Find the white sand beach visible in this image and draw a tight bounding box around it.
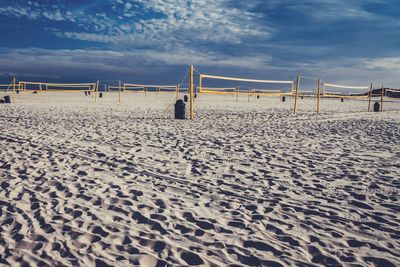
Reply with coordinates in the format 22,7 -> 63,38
0,92 -> 399,266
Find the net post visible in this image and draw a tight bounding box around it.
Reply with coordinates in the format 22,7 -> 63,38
12,77 -> 16,103
189,65 -> 194,120
293,75 -> 300,114
380,85 -> 384,111
236,86 -> 239,102
317,79 -> 321,114
95,80 -> 99,102
199,75 -> 202,95
367,83 -> 373,112
118,80 -> 121,103
176,84 -> 179,100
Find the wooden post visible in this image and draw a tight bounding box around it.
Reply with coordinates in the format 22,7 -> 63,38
189,64 -> 194,120
118,80 -> 121,103
95,80 -> 99,102
236,86 -> 239,102
380,85 -> 384,111
367,83 -> 373,112
317,79 -> 321,114
176,84 -> 179,100
293,75 -> 300,114
12,77 -> 16,103
199,75 -> 202,97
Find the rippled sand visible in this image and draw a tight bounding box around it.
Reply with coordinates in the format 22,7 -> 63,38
0,92 -> 399,266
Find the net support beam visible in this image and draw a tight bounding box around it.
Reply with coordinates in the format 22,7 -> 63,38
293,75 -> 300,115
118,80 -> 121,103
317,79 -> 321,114
380,85 -> 384,111
367,83 -> 373,112
189,65 -> 194,120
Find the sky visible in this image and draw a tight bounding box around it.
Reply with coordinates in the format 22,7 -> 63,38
0,0 -> 399,87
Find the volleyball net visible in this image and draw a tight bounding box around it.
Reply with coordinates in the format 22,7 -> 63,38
0,81 -> 15,92
199,74 -> 294,97
18,81 -> 97,92
323,82 -> 371,99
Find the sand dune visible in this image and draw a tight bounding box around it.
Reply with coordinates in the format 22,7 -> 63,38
0,92 -> 399,266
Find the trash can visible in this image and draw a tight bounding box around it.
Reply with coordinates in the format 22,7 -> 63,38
374,102 -> 380,112
99,92 -> 103,98
85,91 -> 88,96
183,95 -> 188,102
0,99 -> 4,104
341,98 -> 344,102
282,96 -> 286,102
257,95 -> 260,99
4,96 -> 11,103
174,100 -> 186,119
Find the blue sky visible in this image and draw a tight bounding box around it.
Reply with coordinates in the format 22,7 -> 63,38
0,0 -> 399,87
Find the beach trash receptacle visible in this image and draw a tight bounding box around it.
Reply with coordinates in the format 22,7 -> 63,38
174,99 -> 186,120
257,95 -> 260,99
4,96 -> 11,103
374,102 -> 380,112
183,95 -> 188,102
99,92 -> 103,98
341,98 -> 344,102
282,96 -> 286,102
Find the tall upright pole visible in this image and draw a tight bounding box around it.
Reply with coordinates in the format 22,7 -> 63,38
189,65 -> 194,120
317,79 -> 321,114
380,85 -> 384,111
118,80 -> 121,103
293,75 -> 300,114
367,83 -> 373,112
95,80 -> 99,102
176,84 -> 179,100
236,86 -> 239,102
12,77 -> 16,103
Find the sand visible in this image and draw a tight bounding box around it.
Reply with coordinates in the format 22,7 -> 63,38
0,91 -> 399,266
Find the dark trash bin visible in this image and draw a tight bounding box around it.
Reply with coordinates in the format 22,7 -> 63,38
301,96 -> 304,99
341,98 -> 344,102
85,91 -> 88,96
99,92 -> 103,98
174,99 -> 186,120
16,90 -> 20,94
0,99 -> 4,104
33,91 -> 37,94
88,91 -> 91,95
374,102 -> 380,112
183,95 -> 188,102
4,95 -> 11,103
257,95 -> 260,99
282,96 -> 286,102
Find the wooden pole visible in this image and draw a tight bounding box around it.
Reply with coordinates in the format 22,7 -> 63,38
118,80 -> 121,103
317,79 -> 321,114
12,77 -> 16,103
367,83 -> 373,112
189,64 -> 194,120
236,86 -> 239,102
176,84 -> 179,100
95,80 -> 99,102
293,75 -> 300,114
380,85 -> 384,111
